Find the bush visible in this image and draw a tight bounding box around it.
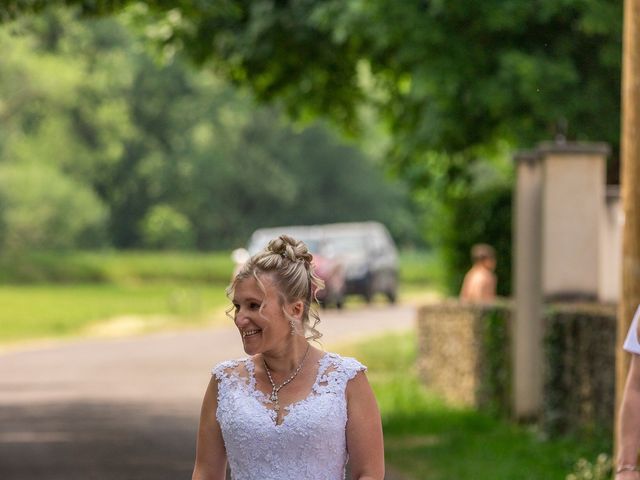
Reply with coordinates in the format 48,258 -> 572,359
430,182 -> 512,296
140,204 -> 195,250
566,454 -> 612,480
543,303 -> 616,438
0,163 -> 109,250
0,250 -> 235,284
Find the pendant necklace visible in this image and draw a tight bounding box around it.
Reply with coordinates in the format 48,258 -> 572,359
263,343 -> 310,413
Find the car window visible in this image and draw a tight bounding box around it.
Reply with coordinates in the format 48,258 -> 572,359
324,235 -> 366,254
248,231 -> 322,255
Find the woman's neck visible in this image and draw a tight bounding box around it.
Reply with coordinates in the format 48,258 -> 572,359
262,336 -> 310,373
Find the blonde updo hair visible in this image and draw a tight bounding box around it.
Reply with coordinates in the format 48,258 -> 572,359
228,234 -> 324,342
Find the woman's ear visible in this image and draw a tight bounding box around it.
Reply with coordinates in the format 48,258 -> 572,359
289,300 -> 305,319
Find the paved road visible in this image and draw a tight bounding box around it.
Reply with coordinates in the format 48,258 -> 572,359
0,304 -> 415,480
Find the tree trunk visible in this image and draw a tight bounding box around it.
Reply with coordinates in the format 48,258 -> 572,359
616,0 -> 640,456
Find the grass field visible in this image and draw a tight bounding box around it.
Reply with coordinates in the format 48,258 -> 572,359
0,249 -> 440,346
0,250 -> 235,284
335,332 -> 611,480
0,283 -> 231,345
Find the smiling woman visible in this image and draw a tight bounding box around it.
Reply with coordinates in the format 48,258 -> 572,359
192,235 -> 385,480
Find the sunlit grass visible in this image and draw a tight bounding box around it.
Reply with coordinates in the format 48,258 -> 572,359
0,283 -> 230,345
335,332 -> 611,480
398,249 -> 445,287
0,250 -> 235,284
0,249 -> 439,346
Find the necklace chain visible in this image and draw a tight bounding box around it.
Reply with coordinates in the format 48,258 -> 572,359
263,344 -> 310,412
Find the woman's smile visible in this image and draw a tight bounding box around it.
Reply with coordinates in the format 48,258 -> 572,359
242,329 -> 262,338
232,274 -> 294,354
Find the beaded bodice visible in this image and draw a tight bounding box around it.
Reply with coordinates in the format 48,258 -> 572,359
212,352 -> 366,480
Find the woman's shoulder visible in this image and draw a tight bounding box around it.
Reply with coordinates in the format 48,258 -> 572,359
211,357 -> 252,380
320,351 -> 367,380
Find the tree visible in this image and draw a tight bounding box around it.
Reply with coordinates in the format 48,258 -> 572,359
0,6 -> 418,250
616,0 -> 640,455
0,162 -> 109,250
1,1 -> 623,185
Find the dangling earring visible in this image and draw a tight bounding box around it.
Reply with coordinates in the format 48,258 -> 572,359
289,319 -> 296,336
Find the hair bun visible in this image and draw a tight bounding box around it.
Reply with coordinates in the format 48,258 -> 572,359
267,235 -> 313,265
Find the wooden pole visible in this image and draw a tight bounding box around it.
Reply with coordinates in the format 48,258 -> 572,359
616,0 -> 640,456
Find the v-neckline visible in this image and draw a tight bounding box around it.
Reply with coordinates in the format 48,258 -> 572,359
246,352 -> 330,426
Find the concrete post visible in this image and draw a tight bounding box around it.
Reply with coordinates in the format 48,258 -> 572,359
599,186 -> 623,303
539,141 -> 610,301
513,151 -> 544,419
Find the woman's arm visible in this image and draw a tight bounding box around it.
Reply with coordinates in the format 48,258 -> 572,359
192,377 -> 227,480
617,354 -> 640,479
345,371 -> 385,480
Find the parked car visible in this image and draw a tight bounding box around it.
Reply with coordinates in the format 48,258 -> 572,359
246,226 -> 346,308
246,221 -> 398,305
321,222 -> 398,303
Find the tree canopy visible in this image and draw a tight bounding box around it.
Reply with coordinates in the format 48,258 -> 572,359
1,0 -> 622,186
1,1 -> 623,295
0,7 -> 417,250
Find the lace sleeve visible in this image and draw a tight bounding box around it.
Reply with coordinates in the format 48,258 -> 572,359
341,356 -> 367,381
211,360 -> 234,378
315,354 -> 367,397
211,359 -> 243,386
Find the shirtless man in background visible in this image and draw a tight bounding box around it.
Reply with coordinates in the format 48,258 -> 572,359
459,244 -> 497,303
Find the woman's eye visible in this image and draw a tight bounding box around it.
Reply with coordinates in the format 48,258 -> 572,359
233,303 -> 240,311
250,302 -> 261,310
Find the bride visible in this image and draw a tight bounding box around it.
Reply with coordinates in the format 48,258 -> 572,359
192,235 -> 384,480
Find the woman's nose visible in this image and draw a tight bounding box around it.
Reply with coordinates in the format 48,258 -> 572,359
234,313 -> 250,327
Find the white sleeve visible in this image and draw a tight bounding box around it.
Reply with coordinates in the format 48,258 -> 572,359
623,305 -> 640,354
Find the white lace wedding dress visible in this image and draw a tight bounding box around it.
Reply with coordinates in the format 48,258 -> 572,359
212,352 -> 366,480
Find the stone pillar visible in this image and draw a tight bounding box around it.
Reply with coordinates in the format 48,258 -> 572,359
539,141 -> 610,300
513,151 -> 544,419
599,186 -> 623,303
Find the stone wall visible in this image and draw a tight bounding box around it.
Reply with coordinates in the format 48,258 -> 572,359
416,301 -> 618,435
416,301 -> 512,413
543,303 -> 617,436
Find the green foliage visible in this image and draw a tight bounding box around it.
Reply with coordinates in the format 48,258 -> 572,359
336,332 -> 611,480
543,304 -> 617,438
427,180 -> 513,296
140,204 -> 195,250
0,250 -> 235,284
0,248 -> 427,286
398,249 -> 443,287
0,282 -> 229,344
1,1 -> 624,288
0,249 -> 236,344
19,0 -> 619,183
0,251 -> 105,284
479,306 -> 512,417
566,454 -> 612,480
0,7 -> 419,250
0,162 -> 109,250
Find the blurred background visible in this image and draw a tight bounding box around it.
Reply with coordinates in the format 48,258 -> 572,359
0,1 -> 627,479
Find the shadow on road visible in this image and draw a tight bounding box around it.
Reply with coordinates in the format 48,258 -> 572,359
0,400 -> 410,480
0,401 -> 197,480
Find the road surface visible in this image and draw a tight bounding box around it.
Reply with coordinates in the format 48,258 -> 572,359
0,304 -> 415,480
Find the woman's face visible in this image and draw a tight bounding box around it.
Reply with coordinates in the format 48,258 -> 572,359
232,274 -> 296,355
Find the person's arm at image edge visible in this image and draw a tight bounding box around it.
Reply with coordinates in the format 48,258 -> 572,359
346,371 -> 385,480
617,354 -> 640,479
192,377 -> 227,480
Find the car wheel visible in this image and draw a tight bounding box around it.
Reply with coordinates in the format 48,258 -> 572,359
363,283 -> 374,303
385,290 -> 397,304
